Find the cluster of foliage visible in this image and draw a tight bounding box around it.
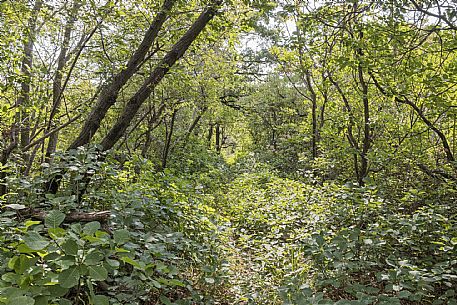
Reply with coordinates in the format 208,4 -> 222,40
218,165 -> 457,305
0,149 -> 229,305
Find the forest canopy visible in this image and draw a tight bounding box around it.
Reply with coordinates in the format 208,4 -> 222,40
0,0 -> 456,304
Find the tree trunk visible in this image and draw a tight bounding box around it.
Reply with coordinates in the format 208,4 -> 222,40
328,74 -> 361,183
357,62 -> 370,186
215,123 -> 221,153
182,106 -> 207,148
99,2 -> 221,152
16,0 -> 43,168
141,104 -> 166,157
305,70 -> 318,159
207,123 -> 214,148
45,0 -> 82,163
69,0 -> 176,150
370,71 -> 455,164
162,110 -> 178,169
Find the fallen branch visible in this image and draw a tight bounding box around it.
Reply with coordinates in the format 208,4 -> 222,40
19,209 -> 111,223
416,163 -> 457,181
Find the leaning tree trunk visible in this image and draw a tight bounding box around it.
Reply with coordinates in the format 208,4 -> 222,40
69,0 -> 177,150
46,0 -> 222,194
370,71 -> 455,164
99,2 -> 222,152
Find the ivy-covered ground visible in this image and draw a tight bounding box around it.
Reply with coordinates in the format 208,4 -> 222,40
0,149 -> 456,305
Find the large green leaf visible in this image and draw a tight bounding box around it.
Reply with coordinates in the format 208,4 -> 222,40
23,232 -> 49,251
88,265 -> 108,281
83,221 -> 101,235
62,239 -> 78,256
34,296 -> 49,305
7,296 -> 35,305
113,229 -> 130,245
85,251 -> 104,265
92,295 -> 109,305
58,267 -> 80,288
48,285 -> 69,298
45,210 -> 66,228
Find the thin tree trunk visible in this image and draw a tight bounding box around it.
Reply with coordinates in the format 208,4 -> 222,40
357,62 -> 370,186
141,104 -> 166,157
328,74 -> 361,182
182,106 -> 207,148
45,0 -> 82,163
370,71 -> 455,163
162,110 -> 178,169
0,141 -> 17,196
215,123 -> 221,153
16,0 -> 43,167
305,70 -> 318,159
207,123 -> 214,148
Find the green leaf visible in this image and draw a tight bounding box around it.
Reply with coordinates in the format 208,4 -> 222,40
8,257 -> 18,270
16,244 -> 36,254
48,285 -> 68,297
34,296 -> 49,305
88,265 -> 108,281
85,251 -> 104,265
45,210 -> 66,228
59,299 -> 72,305
23,232 -> 49,251
48,227 -> 66,238
113,229 -> 130,245
24,220 -> 41,229
398,290 -> 412,299
106,259 -> 120,268
58,267 -> 80,288
62,239 -> 79,256
83,221 -> 100,235
159,295 -> 173,305
92,295 -> 109,305
7,296 -> 35,305
120,256 -> 143,270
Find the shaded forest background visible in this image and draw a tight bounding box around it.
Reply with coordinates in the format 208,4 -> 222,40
0,0 -> 456,304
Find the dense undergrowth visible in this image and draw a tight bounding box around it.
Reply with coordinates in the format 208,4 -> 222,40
0,148 -> 456,305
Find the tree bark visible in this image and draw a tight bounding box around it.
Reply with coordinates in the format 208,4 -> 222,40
305,70 -> 318,159
141,103 -> 166,157
16,0 -> 43,167
20,209 -> 110,223
182,106 -> 207,148
99,2 -> 221,152
357,62 -> 371,186
45,0 -> 82,163
215,123 -> 221,153
69,0 -> 176,150
328,74 -> 361,182
207,123 -> 214,148
162,110 -> 178,169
